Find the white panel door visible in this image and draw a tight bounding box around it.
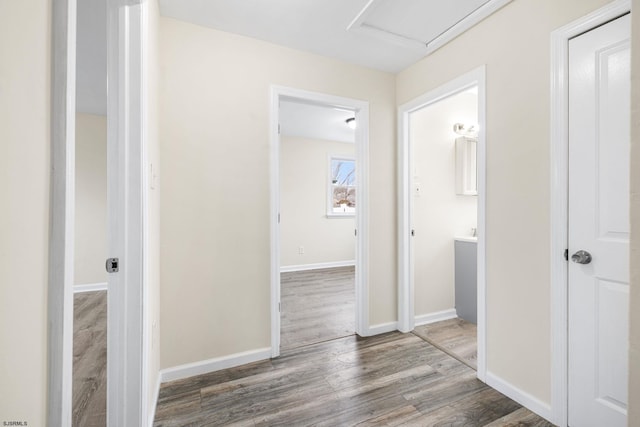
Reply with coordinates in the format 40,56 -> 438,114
568,13 -> 630,427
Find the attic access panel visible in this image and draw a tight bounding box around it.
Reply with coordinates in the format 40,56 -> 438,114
348,0 -> 508,52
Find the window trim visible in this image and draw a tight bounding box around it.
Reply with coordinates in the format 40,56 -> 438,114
327,154 -> 356,218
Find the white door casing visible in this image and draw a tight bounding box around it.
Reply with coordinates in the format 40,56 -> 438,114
567,13 -> 630,427
49,1 -> 77,424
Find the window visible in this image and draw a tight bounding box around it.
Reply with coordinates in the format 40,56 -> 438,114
328,156 -> 356,216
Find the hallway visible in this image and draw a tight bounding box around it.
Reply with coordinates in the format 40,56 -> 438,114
152,331 -> 553,426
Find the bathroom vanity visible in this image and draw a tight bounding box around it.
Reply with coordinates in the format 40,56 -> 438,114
454,236 -> 477,324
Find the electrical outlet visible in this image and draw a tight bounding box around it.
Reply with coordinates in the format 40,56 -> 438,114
298,246 -> 305,255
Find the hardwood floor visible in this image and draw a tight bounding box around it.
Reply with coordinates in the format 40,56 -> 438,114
413,318 -> 477,370
153,331 -> 555,426
73,290 -> 107,427
280,266 -> 355,350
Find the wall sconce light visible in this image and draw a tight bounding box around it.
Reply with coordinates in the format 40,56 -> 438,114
453,123 -> 478,137
346,117 -> 356,130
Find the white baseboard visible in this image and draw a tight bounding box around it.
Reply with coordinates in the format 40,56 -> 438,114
73,282 -> 108,293
364,321 -> 398,336
280,260 -> 356,273
415,309 -> 458,327
160,347 -> 272,383
148,372 -> 161,427
485,371 -> 553,423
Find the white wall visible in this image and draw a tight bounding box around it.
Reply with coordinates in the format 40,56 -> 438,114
0,1 -> 49,424
75,113 -> 107,285
629,0 -> 640,423
396,0 -> 615,407
280,136 -> 355,268
411,91 -> 477,317
158,17 -> 396,369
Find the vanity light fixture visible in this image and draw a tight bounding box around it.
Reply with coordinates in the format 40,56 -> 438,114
346,117 -> 356,129
453,122 -> 478,137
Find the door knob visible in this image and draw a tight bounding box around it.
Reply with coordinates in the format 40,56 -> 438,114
571,250 -> 592,265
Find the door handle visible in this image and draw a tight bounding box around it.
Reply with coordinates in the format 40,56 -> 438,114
571,250 -> 592,265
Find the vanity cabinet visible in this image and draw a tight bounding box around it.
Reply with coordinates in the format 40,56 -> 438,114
454,238 -> 477,324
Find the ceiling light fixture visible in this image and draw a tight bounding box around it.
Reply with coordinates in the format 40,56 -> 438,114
346,117 -> 356,129
453,122 -> 478,137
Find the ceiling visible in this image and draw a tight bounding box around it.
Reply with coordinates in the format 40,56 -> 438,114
77,0 -> 509,116
280,100 -> 355,144
76,0 -> 107,115
158,0 -> 506,73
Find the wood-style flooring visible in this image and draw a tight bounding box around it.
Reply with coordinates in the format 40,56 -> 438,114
413,318 -> 477,370
153,331 -> 555,426
280,266 -> 355,350
73,290 -> 107,427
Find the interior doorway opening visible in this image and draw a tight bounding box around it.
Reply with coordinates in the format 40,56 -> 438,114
270,87 -> 370,358
278,99 -> 357,350
408,87 -> 479,370
72,0 -> 109,424
398,66 -> 487,380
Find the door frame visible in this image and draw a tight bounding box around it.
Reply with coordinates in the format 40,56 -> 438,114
49,0 -> 149,425
397,66 -> 487,381
550,1 -> 631,425
270,86 -> 370,357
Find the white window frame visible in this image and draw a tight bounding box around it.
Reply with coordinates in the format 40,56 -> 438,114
327,154 -> 356,218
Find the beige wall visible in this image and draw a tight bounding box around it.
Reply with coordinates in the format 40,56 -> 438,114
75,113 -> 107,285
158,17 -> 396,368
146,0 -> 162,421
397,0 -> 613,406
629,0 -> 640,423
280,136 -> 355,268
0,1 -> 50,425
411,91 -> 478,317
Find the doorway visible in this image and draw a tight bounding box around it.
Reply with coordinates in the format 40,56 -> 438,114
398,66 -> 487,380
278,100 -> 357,350
72,0 -> 108,424
409,87 -> 479,370
551,3 -> 631,426
270,86 -> 370,357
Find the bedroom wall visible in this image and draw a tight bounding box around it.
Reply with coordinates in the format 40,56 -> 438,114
75,113 -> 107,285
280,136 -> 355,269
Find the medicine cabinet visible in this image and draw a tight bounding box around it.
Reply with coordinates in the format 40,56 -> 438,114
455,136 -> 477,196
